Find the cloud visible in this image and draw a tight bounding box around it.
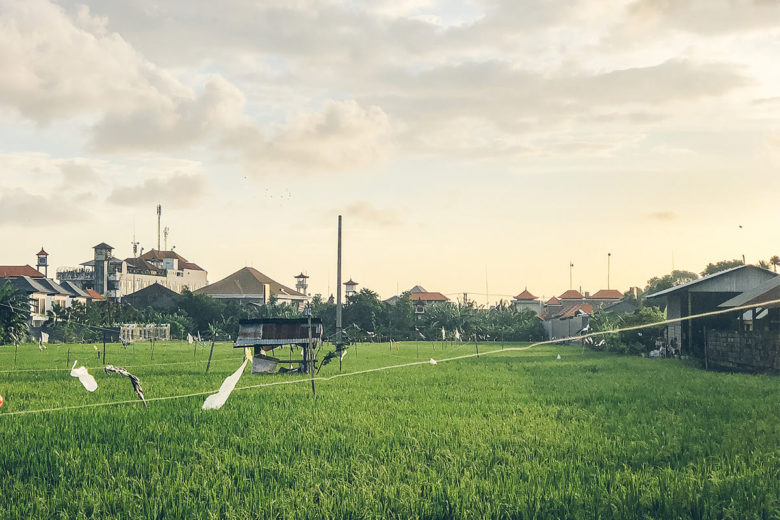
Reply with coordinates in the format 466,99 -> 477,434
0,188 -> 89,226
60,161 -> 100,186
626,0 -> 780,36
229,100 -> 390,176
647,211 -> 679,221
107,173 -> 206,208
343,201 -> 402,227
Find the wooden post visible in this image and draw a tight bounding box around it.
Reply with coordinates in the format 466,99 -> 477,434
102,332 -> 106,364
475,334 -> 479,357
205,340 -> 215,374
66,346 -> 70,367
193,336 -> 197,359
14,343 -> 18,367
416,340 -> 419,359
703,325 -> 709,370
308,312 -> 315,398
150,337 -> 154,360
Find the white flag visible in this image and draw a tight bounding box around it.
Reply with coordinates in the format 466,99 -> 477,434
455,329 -> 461,341
70,361 -> 98,392
429,358 -> 437,365
203,359 -> 248,411
187,333 -> 194,345
441,327 -> 446,340
557,354 -> 561,360
340,349 -> 348,360
41,331 -> 49,343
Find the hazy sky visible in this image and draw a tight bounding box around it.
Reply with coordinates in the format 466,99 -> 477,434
1,0 -> 779,303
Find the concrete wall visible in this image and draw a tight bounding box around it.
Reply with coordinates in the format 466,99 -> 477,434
545,315 -> 588,341
706,329 -> 780,371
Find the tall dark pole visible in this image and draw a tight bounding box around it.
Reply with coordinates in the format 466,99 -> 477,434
102,332 -> 106,364
607,253 -> 612,290
336,215 -> 343,342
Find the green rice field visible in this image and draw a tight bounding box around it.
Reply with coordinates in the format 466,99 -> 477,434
0,340 -> 778,519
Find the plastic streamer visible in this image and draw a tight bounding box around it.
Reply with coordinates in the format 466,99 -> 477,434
202,359 -> 248,410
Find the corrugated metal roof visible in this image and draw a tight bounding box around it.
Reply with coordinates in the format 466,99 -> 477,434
718,276 -> 780,308
645,265 -> 774,299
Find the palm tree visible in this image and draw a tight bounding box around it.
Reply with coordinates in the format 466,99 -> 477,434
770,255 -> 780,273
759,260 -> 770,269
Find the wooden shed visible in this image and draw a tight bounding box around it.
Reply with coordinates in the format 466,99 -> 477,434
234,318 -> 323,374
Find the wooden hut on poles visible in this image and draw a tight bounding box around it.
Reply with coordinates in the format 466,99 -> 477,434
234,318 -> 323,374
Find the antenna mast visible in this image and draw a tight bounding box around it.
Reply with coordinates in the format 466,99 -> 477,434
163,226 -> 170,250
156,204 -> 162,250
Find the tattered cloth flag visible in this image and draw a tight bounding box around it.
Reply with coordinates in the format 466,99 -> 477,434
202,359 -> 248,410
340,348 -> 348,361
105,365 -> 147,406
441,327 -> 446,341
429,358 -> 437,365
557,354 -> 562,360
70,361 -> 98,392
454,329 -> 461,341
187,333 -> 194,345
41,331 -> 49,343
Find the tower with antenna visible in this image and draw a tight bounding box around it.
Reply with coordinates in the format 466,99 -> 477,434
156,204 -> 162,250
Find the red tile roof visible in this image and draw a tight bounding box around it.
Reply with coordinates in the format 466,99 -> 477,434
559,289 -> 584,299
557,303 -> 593,319
410,292 -> 450,302
37,248 -> 48,256
590,289 -> 623,299
86,289 -> 104,300
180,262 -> 204,271
344,279 -> 359,286
545,296 -> 561,305
0,265 -> 44,278
514,289 -> 538,300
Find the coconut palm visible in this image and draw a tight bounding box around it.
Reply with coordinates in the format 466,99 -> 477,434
770,255 -> 780,273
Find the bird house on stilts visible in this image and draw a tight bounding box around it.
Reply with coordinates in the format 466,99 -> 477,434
234,318 -> 323,374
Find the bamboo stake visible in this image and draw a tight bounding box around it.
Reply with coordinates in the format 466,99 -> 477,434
205,340 -> 215,374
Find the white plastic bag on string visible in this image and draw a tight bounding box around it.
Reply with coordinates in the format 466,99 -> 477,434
202,359 -> 248,411
70,361 -> 98,392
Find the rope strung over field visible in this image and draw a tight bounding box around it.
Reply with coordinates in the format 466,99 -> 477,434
1,298 -> 777,417
0,355 -> 246,374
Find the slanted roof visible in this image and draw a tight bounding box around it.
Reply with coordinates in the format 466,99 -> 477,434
36,278 -> 71,296
59,281 -> 90,299
410,292 -> 450,302
514,289 -> 538,301
295,272 -> 309,279
718,276 -> 780,309
86,289 -> 104,300
557,303 -> 593,319
590,289 -> 623,299
37,248 -> 48,256
559,289 -> 584,300
0,265 -> 44,278
195,267 -> 305,299
646,265 -> 777,299
93,242 -> 113,250
2,276 -> 52,295
180,261 -> 204,271
409,285 -> 427,293
344,279 -> 359,286
139,249 -> 189,263
545,296 -> 561,305
80,258 -> 122,267
124,283 -> 182,311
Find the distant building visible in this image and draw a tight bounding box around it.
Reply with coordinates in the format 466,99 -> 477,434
57,243 -> 208,299
512,289 -> 542,314
344,279 -> 359,298
123,282 -> 182,312
195,267 -> 307,308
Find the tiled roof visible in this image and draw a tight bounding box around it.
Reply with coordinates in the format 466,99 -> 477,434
557,303 -> 593,319
545,296 -> 561,305
180,261 -> 204,271
410,292 -> 450,302
139,249 -> 189,263
590,289 -> 623,299
344,279 -> 359,286
0,265 -> 44,278
86,289 -> 105,300
195,267 -> 305,299
295,272 -> 309,278
37,248 -> 48,256
559,289 -> 584,299
514,289 -> 537,300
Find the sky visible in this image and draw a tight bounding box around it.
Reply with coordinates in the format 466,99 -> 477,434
1,0 -> 779,304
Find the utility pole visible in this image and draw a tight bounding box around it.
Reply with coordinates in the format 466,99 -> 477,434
607,252 -> 611,290
156,204 -> 162,250
569,262 -> 574,290
336,215 -> 343,344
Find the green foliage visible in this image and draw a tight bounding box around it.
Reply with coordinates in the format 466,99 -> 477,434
701,259 -> 744,276
1,341 -> 779,518
644,270 -> 699,297
590,306 -> 666,355
0,282 -> 29,344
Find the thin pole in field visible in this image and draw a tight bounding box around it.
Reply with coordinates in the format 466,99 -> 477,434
150,337 -> 154,360
66,346 -> 70,367
416,340 -> 419,359
308,310 -> 315,398
14,343 -> 18,367
193,335 -> 197,359
475,334 -> 479,357
205,340 -> 215,374
102,332 -> 106,364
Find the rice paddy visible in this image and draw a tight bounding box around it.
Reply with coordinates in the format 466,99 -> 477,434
1,340 -> 778,519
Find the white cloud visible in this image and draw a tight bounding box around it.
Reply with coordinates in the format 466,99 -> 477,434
229,100 -> 390,176
107,173 -> 207,208
0,188 -> 89,226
